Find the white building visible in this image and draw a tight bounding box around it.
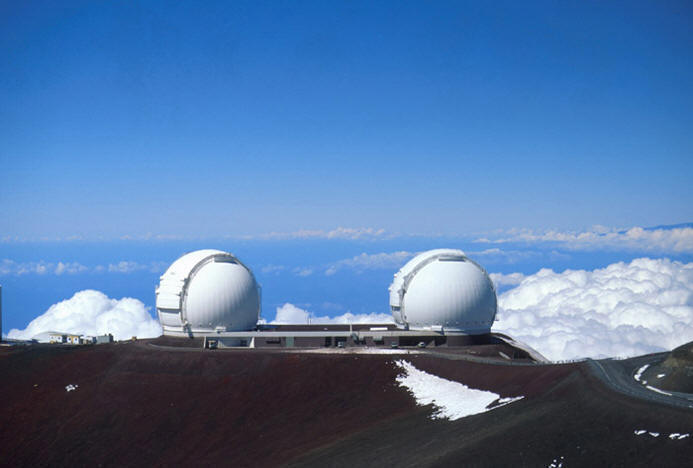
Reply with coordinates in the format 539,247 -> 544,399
48,332 -> 66,344
156,250 -> 261,337
389,249 -> 497,333
66,334 -> 80,345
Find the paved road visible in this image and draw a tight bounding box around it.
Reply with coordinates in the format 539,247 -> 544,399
585,354 -> 693,411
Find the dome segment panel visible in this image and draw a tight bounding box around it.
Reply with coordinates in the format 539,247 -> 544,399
156,249 -> 226,312
183,260 -> 260,332
389,249 -> 467,325
403,259 -> 496,331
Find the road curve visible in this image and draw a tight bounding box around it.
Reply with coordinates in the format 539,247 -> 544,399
585,353 -> 693,411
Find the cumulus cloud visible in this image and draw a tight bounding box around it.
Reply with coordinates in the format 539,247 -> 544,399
7,290 -> 162,341
494,258 -> 693,361
476,226 -> 693,253
489,272 -> 526,288
325,251 -> 413,276
270,303 -> 394,325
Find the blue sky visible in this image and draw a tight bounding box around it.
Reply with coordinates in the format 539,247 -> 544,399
1,2 -> 692,336
2,1 -> 692,239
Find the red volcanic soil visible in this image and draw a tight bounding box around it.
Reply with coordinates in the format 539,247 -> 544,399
1,341 -> 692,467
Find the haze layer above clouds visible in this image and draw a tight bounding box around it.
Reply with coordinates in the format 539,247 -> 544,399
478,226 -> 693,253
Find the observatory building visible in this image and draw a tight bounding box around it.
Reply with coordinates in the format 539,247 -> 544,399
156,249 -> 260,337
155,248 -> 517,353
389,249 -> 497,334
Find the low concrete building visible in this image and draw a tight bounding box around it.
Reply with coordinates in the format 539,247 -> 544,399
66,335 -> 81,345
95,334 -> 113,344
48,332 -> 66,344
200,324 -> 498,350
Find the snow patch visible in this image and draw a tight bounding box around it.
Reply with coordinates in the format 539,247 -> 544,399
65,384 -> 78,392
657,373 -> 666,378
634,364 -> 649,382
645,385 -> 672,396
497,396 -> 524,405
638,430 -> 690,440
394,360 -> 523,421
633,429 -> 691,440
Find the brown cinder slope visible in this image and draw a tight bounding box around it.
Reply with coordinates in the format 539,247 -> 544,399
1,341 -> 692,467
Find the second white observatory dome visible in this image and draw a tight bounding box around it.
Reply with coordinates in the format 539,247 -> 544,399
389,249 -> 497,333
156,249 -> 260,336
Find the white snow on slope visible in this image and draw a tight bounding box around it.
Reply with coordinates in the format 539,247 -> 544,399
634,364 -> 649,382
645,385 -> 672,396
394,360 -> 523,421
633,365 -> 674,395
636,430 -> 690,440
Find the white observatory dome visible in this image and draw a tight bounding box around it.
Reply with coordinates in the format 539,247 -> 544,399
156,249 -> 260,336
389,249 -> 496,333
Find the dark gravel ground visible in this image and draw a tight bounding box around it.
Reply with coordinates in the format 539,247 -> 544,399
1,341 -> 692,467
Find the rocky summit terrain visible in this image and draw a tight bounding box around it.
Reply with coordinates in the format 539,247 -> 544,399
1,339 -> 692,467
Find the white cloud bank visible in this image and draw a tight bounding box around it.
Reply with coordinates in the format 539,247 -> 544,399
8,290 -> 162,341
489,272 -> 526,288
476,226 -> 693,253
269,303 -> 393,325
494,258 -> 693,361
